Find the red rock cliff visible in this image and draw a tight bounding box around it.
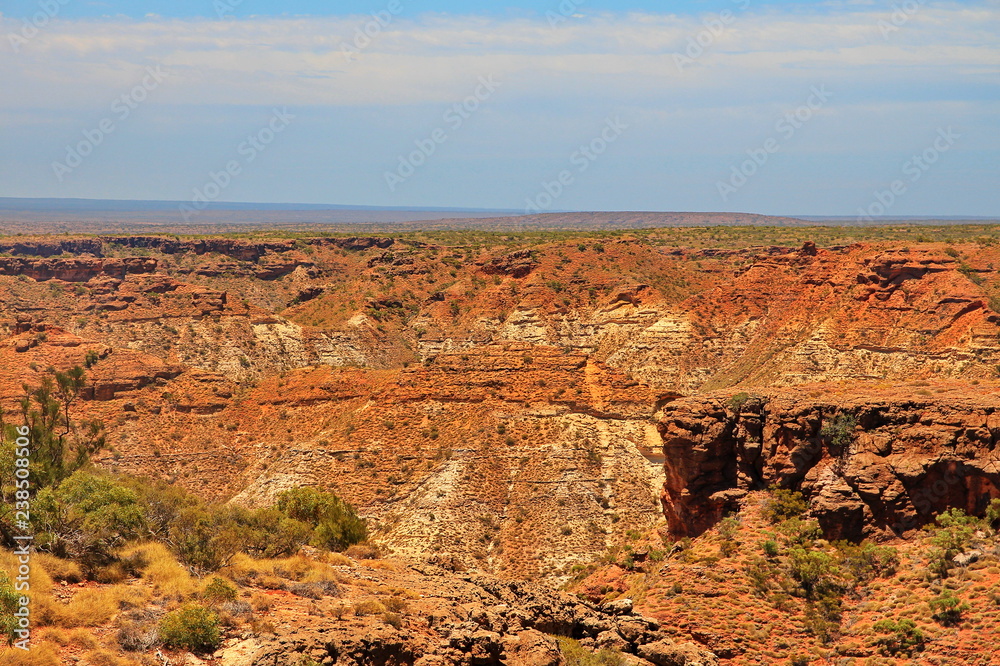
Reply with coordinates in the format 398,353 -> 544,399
658,386 -> 1000,541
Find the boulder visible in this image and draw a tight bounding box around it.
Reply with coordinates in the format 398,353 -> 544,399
601,598 -> 634,615
501,630 -> 564,666
637,640 -> 719,666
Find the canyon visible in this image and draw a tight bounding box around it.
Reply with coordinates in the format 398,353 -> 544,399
2,227 -> 1000,665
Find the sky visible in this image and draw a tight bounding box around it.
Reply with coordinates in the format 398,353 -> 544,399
1,0 -> 998,217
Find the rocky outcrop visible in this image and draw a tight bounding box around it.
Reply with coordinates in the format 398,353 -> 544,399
480,250 -> 539,279
658,387 -> 1000,540
246,565 -> 717,666
105,235 -> 395,260
638,640 -> 720,666
0,256 -> 157,281
0,238 -> 104,257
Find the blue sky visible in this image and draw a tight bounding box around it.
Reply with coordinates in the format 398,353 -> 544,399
2,0 -> 792,19
1,1 -> 998,216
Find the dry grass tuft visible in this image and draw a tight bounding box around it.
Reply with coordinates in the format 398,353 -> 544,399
122,542 -> 197,599
0,642 -> 62,666
34,553 -> 83,583
36,585 -> 148,628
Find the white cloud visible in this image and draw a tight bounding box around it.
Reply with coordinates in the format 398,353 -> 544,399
0,4 -> 996,111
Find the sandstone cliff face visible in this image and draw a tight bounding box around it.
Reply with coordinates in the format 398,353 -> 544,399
0,256 -> 157,281
0,335 -> 667,582
6,237 -> 1000,394
217,344 -> 668,582
658,386 -> 1000,541
1,324 -> 183,401
412,243 -> 1000,393
589,245 -> 1000,392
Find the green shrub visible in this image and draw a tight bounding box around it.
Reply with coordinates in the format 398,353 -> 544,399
202,577 -> 238,605
168,506 -> 244,574
159,603 -> 221,653
927,508 -> 978,574
762,487 -> 808,524
820,414 -> 857,449
728,392 -> 750,412
744,557 -> 775,596
32,471 -> 146,569
719,516 -> 739,557
986,498 -> 1000,533
224,506 -> 312,559
786,546 -> 845,601
872,618 -> 925,656
776,518 -> 821,546
836,541 -> 899,582
0,573 -> 21,646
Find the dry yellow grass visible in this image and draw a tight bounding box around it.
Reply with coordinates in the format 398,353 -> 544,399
80,649 -> 145,666
0,643 -> 61,666
35,584 -> 148,628
0,550 -> 53,592
224,552 -> 343,585
121,542 -> 196,599
33,553 -> 82,583
366,559 -> 402,572
319,552 -> 353,567
37,627 -> 99,650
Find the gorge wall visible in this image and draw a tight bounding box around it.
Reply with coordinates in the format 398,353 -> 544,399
658,387 -> 1000,541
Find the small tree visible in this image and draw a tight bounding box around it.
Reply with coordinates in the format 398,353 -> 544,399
167,506 -> 243,575
277,487 -> 368,552
202,577 -> 238,605
32,471 -> 146,570
16,367 -> 104,489
728,392 -> 750,412
986,498 -> 1000,534
930,591 -> 970,626
927,508 -> 977,575
836,541 -> 899,583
